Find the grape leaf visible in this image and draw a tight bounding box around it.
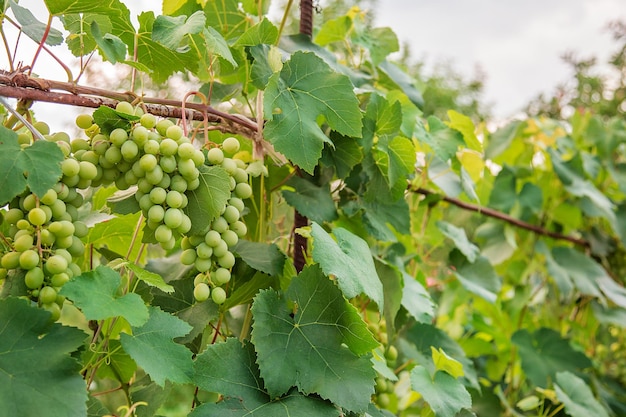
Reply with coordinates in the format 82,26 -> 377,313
311,222 -> 384,309
193,338 -> 340,416
248,44 -> 282,89
203,26 -> 237,66
353,26 -> 398,66
321,133 -> 363,178
437,221 -> 480,263
60,265 -> 149,327
401,271 -> 435,324
315,15 -> 352,46
0,126 -> 64,205
555,371 -> 609,417
282,176 -> 338,224
410,366 -> 472,417
9,0 -> 63,45
63,14 -> 112,57
251,265 -> 377,412
120,306 -> 194,386
92,106 -> 139,135
234,17 -> 278,46
152,10 -> 205,50
184,165 -> 231,235
125,262 -> 174,293
361,197 -> 410,242
446,110 -> 482,151
91,20 -> 126,63
511,328 -> 592,387
233,240 -> 286,276
0,298 -> 87,417
450,251 -> 501,303
263,51 -> 362,173
86,212 -> 145,262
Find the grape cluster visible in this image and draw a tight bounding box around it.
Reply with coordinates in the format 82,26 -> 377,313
0,101 -> 254,317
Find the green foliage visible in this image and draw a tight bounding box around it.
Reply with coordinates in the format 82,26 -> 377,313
1,2 -> 626,416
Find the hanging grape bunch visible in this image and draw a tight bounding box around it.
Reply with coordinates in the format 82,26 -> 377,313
0,101 -> 254,318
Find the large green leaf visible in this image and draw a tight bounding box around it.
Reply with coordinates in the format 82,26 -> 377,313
437,221 -> 480,263
314,15 -> 352,46
250,265 -> 377,412
263,51 -> 362,173
86,212 -> 144,263
62,14 -> 111,57
446,110 -> 481,151
184,165 -> 231,235
9,0 -> 63,45
233,240 -> 286,276
511,328 -> 592,387
60,265 -> 149,327
120,306 -> 193,386
0,126 -> 64,205
0,298 -> 87,417
322,133 -> 363,178
234,17 -> 278,46
91,20 -> 126,63
311,222 -> 384,309
410,366 -> 472,417
551,246 -> 606,300
361,197 -> 410,242
450,251 -> 501,303
401,271 -> 435,324
152,10 -> 205,50
282,176 -> 338,224
555,371 -> 609,417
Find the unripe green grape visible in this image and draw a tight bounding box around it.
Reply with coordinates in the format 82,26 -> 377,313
170,175 -> 187,193
222,137 -> 240,155
64,189 -> 78,203
52,131 -> 70,144
22,194 -> 36,211
104,146 -> 122,164
187,177 -> 200,191
221,158 -> 238,175
66,203 -> 79,221
114,176 -> 129,190
91,137 -> 109,155
159,138 -> 178,156
235,183 -> 252,199
178,159 -> 198,179
17,132 -> 31,145
34,121 -> 50,135
14,234 -> 34,252
45,255 -> 68,275
1,252 -> 20,269
73,221 -> 88,238
54,183 -> 70,200
145,166 -> 164,185
42,302 -> 61,321
189,234 -> 205,246
131,161 -> 146,179
124,170 -> 139,186
156,119 -> 174,136
154,224 -> 172,243
39,229 -> 56,246
140,113 -> 157,129
40,206 -> 52,223
40,189 -> 58,206
51,272 -> 70,287
196,242 -> 213,259
116,101 -> 135,115
177,142 -> 196,160
212,240 -> 229,258
233,169 -> 248,185
28,208 -> 47,226
207,147 -> 224,165
132,125 -> 150,145
194,282 -> 210,302
221,230 -> 238,248
192,150 -> 205,166
4,208 -> 24,225
99,155 -> 114,170
205,230 -> 221,247
159,155 -> 177,173
67,236 -> 85,257
76,177 -> 94,189
214,268 -> 231,285
211,286 -> 226,304
212,217 -> 228,234
110,128 -> 128,147
149,187 -> 167,205
139,154 -> 158,172
166,191 -> 183,208
134,106 -> 144,117
78,161 -> 98,180
217,252 -> 236,269
177,215 -> 191,234
223,205 -> 240,224
164,208 -> 183,229
121,140 -> 139,161
49,199 -> 66,219
19,250 -> 40,270
180,248 -> 197,265
39,286 -> 57,304
228,176 -> 236,191
181,236 -> 192,250
16,219 -> 31,230
137,178 -> 152,194
146,219 -> 160,230
165,125 -> 183,141
68,263 -> 81,277
228,198 -> 245,213
75,113 -> 94,129
194,257 -> 212,272
57,142 -> 72,157
180,194 -> 188,209
62,174 -> 79,187
163,237 -> 176,252
71,138 -> 90,153
157,173 -> 171,189
55,249 -> 72,264
147,205 -> 164,223
194,273 -> 207,286
55,235 -> 73,249
49,220 -> 74,237
117,160 -> 132,173
139,194 -> 153,212
25,267 -> 44,289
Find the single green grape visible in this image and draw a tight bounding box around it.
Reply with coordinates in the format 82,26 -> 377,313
235,183 -> 252,199
213,268 -> 231,285
166,190 -> 183,208
194,257 -> 212,272
149,187 -> 167,205
25,267 -> 44,289
164,208 -> 183,229
19,250 -> 40,270
110,128 -> 128,147
221,229 -> 238,248
204,230 -> 221,247
177,143 -> 196,160
1,252 -> 20,269
222,137 -> 240,155
223,205 -> 240,224
140,113 -> 157,129
221,158 -> 238,175
217,252 -> 236,269
39,286 -> 57,304
139,154 -> 158,172
180,248 -> 197,265
211,286 -> 227,304
196,242 -> 213,259
211,217 -> 229,234
194,282 -> 210,302
121,140 -> 139,161
45,255 -> 68,275
156,119 -> 174,136
75,113 -> 94,129
115,101 -> 135,115
207,147 -> 224,165
166,125 -> 183,141
14,234 -> 34,252
154,224 -> 172,243
28,208 -> 47,226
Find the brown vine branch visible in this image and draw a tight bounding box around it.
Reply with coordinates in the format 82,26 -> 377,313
0,72 -> 258,138
411,186 -> 590,248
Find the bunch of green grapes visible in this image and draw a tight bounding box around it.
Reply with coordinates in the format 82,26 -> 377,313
179,137 -> 252,304
0,121 -> 89,320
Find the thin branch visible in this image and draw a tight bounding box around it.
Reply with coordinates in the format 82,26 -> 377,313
0,73 -> 258,138
410,186 -> 590,248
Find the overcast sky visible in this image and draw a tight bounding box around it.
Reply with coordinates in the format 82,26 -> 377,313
4,0 -> 626,127
373,0 -> 626,118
